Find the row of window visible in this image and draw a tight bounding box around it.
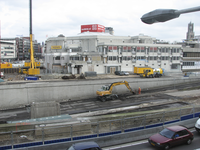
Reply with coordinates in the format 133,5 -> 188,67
54,55 -> 181,61
1,51 -> 14,54
183,62 -> 195,66
108,56 -> 180,61
1,47 -> 14,49
106,46 -> 181,53
183,52 -> 200,57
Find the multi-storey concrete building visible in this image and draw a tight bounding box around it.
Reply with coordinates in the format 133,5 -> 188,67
178,22 -> 200,72
45,25 -> 183,74
0,39 -> 16,62
16,37 -> 42,60
1,37 -> 42,61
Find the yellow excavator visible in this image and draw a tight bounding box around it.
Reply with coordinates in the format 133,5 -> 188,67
96,81 -> 135,102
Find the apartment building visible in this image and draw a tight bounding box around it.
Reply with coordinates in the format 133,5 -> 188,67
0,40 -> 16,62
44,24 -> 183,74
16,37 -> 42,60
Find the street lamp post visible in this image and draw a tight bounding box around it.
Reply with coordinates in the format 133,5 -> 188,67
141,6 -> 200,24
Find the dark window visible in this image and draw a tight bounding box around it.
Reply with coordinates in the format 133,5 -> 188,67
55,56 -> 60,60
175,130 -> 189,137
160,128 -> 175,139
183,52 -> 200,57
171,64 -> 178,69
136,47 -> 140,52
141,47 -> 145,52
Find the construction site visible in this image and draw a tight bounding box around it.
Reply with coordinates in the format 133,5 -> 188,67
0,72 -> 200,149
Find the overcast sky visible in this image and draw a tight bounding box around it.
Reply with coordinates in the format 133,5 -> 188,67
0,0 -> 199,44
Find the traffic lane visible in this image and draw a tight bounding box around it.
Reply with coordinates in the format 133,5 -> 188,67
103,132 -> 200,150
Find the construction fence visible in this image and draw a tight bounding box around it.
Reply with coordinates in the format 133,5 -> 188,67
0,104 -> 200,149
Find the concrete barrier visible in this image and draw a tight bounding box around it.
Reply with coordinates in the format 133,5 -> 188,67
0,77 -> 200,109
15,118 -> 198,150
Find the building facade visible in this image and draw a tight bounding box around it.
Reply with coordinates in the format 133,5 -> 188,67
1,37 -> 43,62
45,32 -> 183,74
178,22 -> 200,72
16,37 -> 42,61
0,40 -> 16,62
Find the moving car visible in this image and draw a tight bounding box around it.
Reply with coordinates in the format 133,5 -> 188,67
195,115 -> 200,133
68,141 -> 102,150
148,125 -> 193,150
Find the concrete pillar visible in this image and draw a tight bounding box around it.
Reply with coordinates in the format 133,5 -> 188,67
104,46 -> 107,55
83,56 -> 85,61
72,67 -> 75,74
31,101 -> 60,119
103,57 -> 106,63
118,46 -> 121,55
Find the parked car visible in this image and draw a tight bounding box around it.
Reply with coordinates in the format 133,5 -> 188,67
115,71 -> 129,76
121,71 -> 129,76
148,125 -> 194,150
195,115 -> 200,133
68,141 -> 102,150
114,71 -> 123,76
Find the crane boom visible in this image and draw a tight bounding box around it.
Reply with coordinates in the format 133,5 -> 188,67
27,0 -> 40,75
108,81 -> 134,94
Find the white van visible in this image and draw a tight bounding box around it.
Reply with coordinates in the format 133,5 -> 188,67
195,115 -> 200,133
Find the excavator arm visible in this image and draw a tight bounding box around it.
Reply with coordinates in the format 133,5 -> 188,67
108,81 -> 135,94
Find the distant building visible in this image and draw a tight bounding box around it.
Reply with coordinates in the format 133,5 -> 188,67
177,22 -> 200,72
0,39 -> 16,62
105,27 -> 114,35
0,37 -> 42,62
16,37 -> 42,60
44,25 -> 183,74
186,22 -> 195,41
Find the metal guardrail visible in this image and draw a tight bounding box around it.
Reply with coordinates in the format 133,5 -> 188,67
0,105 -> 200,149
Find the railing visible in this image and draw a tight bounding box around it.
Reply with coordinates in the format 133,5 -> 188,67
0,105 -> 200,149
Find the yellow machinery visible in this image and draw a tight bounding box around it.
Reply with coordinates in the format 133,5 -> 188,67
19,0 -> 40,76
140,68 -> 163,78
19,61 -> 40,75
134,67 -> 152,75
0,63 -> 12,69
96,81 -> 135,102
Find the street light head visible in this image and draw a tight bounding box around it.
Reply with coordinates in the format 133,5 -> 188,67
141,9 -> 180,24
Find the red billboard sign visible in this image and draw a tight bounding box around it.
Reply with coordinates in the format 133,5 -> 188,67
81,24 -> 105,33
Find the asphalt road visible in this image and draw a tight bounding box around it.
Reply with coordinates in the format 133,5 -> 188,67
103,130 -> 200,150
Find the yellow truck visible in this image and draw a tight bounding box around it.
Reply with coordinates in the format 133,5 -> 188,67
134,67 -> 152,75
140,68 -> 163,78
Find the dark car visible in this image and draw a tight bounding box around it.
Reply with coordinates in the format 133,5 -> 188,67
148,125 -> 194,150
114,71 -> 124,76
115,71 -> 123,76
68,141 -> 102,150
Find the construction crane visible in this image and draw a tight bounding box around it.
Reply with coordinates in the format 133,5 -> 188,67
27,0 -> 40,76
96,81 -> 135,102
19,0 -> 40,77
